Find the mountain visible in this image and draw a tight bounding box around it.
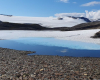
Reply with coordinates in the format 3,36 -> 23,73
68,16 -> 91,22
61,21 -> 100,31
0,20 -> 100,31
0,14 -> 12,17
0,14 -> 100,31
0,21 -> 49,30
0,15 -> 86,28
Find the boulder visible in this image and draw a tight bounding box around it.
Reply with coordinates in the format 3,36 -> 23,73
91,31 -> 100,38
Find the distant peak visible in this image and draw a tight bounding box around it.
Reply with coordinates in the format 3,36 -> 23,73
67,16 -> 91,22
0,14 -> 12,17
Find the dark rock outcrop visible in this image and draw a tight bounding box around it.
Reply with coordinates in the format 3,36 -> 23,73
0,21 -> 100,31
68,16 -> 91,22
0,22 -> 51,30
91,31 -> 100,38
0,14 -> 12,17
61,21 -> 100,31
78,17 -> 91,22
58,17 -> 63,20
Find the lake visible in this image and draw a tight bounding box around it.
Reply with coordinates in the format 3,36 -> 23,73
0,37 -> 100,57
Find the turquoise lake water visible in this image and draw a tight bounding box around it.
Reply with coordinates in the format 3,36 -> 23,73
0,37 -> 100,57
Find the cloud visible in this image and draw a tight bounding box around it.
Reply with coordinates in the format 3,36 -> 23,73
81,1 -> 100,6
60,0 -> 69,3
85,10 -> 100,19
55,10 -> 100,20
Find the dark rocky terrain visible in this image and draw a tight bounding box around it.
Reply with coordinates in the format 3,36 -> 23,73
0,14 -> 12,17
61,21 -> 100,31
0,47 -> 100,80
68,16 -> 91,22
91,31 -> 100,38
0,21 -> 50,30
0,20 -> 100,31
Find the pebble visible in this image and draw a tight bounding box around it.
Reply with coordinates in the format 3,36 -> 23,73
0,47 -> 100,80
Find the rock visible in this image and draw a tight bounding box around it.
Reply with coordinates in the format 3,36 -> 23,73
1,47 -> 100,79
0,74 -> 2,77
29,77 -> 36,80
19,76 -> 23,80
55,73 -> 63,76
44,65 -> 48,68
40,69 -> 44,71
84,73 -> 88,76
2,74 -> 6,77
1,71 -> 6,74
91,31 -> 100,38
58,17 -> 63,20
61,21 -> 100,31
16,74 -> 21,78
30,74 -> 36,78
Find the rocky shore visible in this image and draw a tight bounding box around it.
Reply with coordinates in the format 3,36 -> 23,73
0,47 -> 100,80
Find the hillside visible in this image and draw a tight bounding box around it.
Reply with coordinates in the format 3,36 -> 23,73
61,21 -> 100,31
0,21 -> 49,30
0,15 -> 100,31
0,15 -> 86,28
0,21 -> 100,31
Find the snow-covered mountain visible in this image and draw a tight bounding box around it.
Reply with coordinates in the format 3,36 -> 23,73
0,14 -> 100,45
67,16 -> 91,22
0,15 -> 87,28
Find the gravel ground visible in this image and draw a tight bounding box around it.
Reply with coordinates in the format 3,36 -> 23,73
0,47 -> 100,80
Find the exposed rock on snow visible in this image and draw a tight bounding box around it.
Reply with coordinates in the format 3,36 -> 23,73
91,31 -> 100,38
61,21 -> 100,31
68,16 -> 91,22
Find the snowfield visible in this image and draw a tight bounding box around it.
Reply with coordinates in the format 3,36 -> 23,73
0,15 -> 86,28
0,15 -> 100,45
0,29 -> 100,44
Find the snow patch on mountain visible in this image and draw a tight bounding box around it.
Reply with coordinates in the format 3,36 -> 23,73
0,15 -> 86,28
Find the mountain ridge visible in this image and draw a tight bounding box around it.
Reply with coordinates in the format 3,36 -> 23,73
0,20 -> 100,31
67,16 -> 91,22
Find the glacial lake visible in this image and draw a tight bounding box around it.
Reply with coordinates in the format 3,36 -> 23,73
0,37 -> 100,57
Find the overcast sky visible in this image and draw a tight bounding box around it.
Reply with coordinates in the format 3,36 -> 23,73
0,0 -> 100,18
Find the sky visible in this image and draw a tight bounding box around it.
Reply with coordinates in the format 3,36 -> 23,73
0,0 -> 100,18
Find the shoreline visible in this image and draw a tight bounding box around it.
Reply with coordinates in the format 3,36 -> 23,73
0,47 -> 100,80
